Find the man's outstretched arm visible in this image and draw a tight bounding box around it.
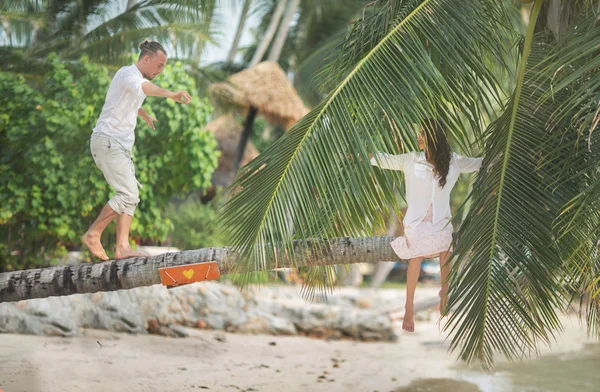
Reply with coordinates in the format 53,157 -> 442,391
141,81 -> 191,104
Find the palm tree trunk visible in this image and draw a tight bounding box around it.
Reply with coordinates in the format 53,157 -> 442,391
227,0 -> 252,63
0,236 -> 400,303
370,206 -> 399,288
267,0 -> 300,62
249,0 -> 287,66
127,0 -> 137,10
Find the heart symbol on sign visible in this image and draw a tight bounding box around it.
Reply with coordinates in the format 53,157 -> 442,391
183,269 -> 194,279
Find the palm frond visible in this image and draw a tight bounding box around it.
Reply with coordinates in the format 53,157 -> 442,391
153,0 -> 219,20
219,0 -> 508,298
78,25 -> 213,65
316,0 -> 512,150
537,10 -> 600,337
445,0 -> 567,368
294,32 -> 343,106
543,12 -> 600,138
22,0 -> 218,66
0,0 -> 51,47
49,0 -> 112,40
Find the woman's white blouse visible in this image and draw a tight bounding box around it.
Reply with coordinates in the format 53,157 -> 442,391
370,152 -> 483,228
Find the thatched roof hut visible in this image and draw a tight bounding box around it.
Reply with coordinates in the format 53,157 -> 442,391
209,61 -> 309,130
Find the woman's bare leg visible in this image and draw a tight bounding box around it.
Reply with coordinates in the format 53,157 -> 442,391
439,251 -> 452,315
403,257 -> 424,332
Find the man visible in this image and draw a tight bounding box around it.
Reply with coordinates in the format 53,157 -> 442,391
81,40 -> 191,260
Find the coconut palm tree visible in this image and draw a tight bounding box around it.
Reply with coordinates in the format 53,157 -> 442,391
218,0 -> 600,368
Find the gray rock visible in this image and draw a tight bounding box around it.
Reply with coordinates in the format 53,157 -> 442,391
0,281 -> 396,341
0,296 -> 77,336
167,324 -> 190,338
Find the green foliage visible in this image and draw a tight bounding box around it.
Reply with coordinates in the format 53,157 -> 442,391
0,54 -> 218,271
165,195 -> 228,250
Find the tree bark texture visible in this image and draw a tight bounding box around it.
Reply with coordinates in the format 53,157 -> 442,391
370,206 -> 399,288
0,236 -> 400,303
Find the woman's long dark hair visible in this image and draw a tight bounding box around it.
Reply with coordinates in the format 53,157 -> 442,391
422,118 -> 451,188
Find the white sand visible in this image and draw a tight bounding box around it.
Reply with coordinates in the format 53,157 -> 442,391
0,290 -> 595,392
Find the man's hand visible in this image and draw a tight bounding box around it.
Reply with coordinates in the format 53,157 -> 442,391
170,91 -> 192,105
138,108 -> 157,130
142,113 -> 157,130
141,82 -> 192,105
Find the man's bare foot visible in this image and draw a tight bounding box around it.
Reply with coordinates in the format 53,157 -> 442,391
439,289 -> 448,315
402,306 -> 415,332
81,232 -> 109,261
115,246 -> 146,260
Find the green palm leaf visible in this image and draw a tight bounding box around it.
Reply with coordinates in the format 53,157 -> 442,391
0,0 -> 51,47
538,10 -> 600,337
444,0 -> 569,368
219,0 -> 508,296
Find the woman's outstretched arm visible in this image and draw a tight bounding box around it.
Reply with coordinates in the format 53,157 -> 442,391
455,154 -> 484,173
370,152 -> 409,171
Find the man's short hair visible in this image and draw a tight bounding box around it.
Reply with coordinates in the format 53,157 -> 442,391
139,40 -> 167,58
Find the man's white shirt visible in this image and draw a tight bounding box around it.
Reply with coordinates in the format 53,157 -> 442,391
93,65 -> 148,151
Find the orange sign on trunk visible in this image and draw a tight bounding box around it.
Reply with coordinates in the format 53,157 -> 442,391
158,261 -> 220,288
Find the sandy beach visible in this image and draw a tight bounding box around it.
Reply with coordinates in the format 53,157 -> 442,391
1,286 -> 597,392
0,320 -> 459,392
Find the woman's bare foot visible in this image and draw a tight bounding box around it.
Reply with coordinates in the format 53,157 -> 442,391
81,232 -> 109,260
439,289 -> 449,315
402,306 -> 415,332
115,246 -> 146,260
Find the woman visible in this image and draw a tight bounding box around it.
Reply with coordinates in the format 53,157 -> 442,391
370,119 -> 483,332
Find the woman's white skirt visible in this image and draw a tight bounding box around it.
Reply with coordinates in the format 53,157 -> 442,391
390,206 -> 453,259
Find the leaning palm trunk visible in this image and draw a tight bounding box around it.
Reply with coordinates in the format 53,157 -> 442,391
0,236 -> 399,303
249,0 -> 287,66
267,0 -> 300,62
227,0 -> 252,62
